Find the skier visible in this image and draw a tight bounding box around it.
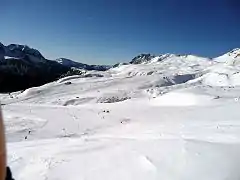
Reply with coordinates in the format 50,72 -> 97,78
0,107 -> 14,180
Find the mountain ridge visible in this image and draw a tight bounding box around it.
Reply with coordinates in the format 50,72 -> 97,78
1,42 -> 240,92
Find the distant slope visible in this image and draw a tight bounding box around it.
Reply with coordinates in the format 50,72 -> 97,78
56,58 -> 111,71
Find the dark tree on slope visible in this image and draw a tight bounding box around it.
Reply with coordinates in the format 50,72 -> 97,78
59,68 -> 85,79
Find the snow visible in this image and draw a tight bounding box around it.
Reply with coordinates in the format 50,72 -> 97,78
149,56 -> 161,63
2,53 -> 240,179
214,49 -> 240,65
4,56 -> 20,60
201,64 -> 240,87
150,91 -> 213,106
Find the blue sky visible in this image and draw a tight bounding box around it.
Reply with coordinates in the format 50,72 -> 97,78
1,0 -> 240,64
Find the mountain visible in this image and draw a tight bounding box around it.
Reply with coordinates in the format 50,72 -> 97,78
5,44 -> 45,60
56,58 -> 111,71
1,42 -> 240,93
215,48 -> 240,65
0,43 -> 72,92
129,53 -> 198,64
0,43 -> 115,92
130,54 -> 156,64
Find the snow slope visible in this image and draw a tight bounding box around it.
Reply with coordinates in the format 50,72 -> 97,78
2,51 -> 240,180
214,48 -> 240,65
56,58 -> 111,71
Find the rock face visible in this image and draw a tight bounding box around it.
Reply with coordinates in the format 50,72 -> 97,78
5,44 -> 45,60
129,53 -> 176,64
130,54 -> 156,64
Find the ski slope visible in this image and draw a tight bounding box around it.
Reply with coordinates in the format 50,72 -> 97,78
2,53 -> 240,180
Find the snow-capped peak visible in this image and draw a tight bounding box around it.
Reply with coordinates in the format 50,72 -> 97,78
214,48 -> 240,64
130,53 -> 178,64
130,54 -> 156,64
6,43 -> 45,59
129,53 -> 208,65
227,48 -> 240,58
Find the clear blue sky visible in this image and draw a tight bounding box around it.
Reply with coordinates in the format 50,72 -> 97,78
1,0 -> 240,64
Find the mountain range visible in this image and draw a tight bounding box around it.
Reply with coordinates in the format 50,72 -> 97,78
0,42 -> 240,92
0,43 -> 110,92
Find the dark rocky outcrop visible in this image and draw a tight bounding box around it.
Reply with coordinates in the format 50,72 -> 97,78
130,54 -> 155,64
